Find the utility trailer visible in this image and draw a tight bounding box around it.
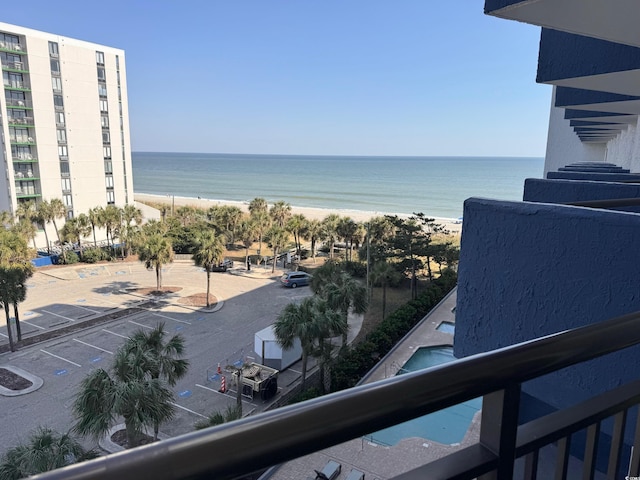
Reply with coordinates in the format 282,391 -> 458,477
230,362 -> 279,400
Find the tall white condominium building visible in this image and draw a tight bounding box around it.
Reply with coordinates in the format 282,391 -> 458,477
0,22 -> 132,225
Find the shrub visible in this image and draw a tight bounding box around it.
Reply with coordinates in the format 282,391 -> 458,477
343,261 -> 367,278
63,251 -> 79,264
82,248 -> 104,263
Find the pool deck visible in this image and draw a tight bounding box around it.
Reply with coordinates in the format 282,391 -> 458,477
269,287 -> 483,480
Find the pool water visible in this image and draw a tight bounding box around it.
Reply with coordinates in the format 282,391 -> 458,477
368,346 -> 481,446
436,321 -> 455,334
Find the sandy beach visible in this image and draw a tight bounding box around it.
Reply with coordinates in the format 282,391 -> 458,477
134,193 -> 462,235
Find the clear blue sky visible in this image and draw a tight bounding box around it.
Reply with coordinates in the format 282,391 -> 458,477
6,1 -> 550,157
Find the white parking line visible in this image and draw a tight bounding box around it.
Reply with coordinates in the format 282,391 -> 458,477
42,309 -> 75,322
73,304 -> 101,314
150,312 -> 191,325
40,349 -> 82,367
101,328 -> 129,339
21,320 -> 46,330
169,401 -> 207,418
73,338 -> 113,354
0,332 -> 7,338
128,320 -> 153,330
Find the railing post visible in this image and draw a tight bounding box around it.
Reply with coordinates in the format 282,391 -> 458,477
479,383 -> 522,480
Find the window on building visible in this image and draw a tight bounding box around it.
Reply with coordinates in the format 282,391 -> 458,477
102,131 -> 110,144
96,51 -> 105,65
97,67 -> 106,81
104,159 -> 113,173
115,55 -> 119,69
4,71 -> 24,88
50,59 -> 60,74
101,115 -> 109,128
99,99 -> 108,113
51,76 -> 62,92
58,145 -> 68,157
98,84 -> 107,97
67,210 -> 74,220
48,41 -> 59,57
105,175 -> 114,188
63,194 -> 73,207
106,191 -> 115,204
56,112 -> 65,126
103,146 -> 111,159
54,95 -> 64,109
57,129 -> 66,143
61,177 -> 71,192
60,161 -> 70,176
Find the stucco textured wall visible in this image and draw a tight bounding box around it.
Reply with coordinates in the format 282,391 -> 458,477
455,198 -> 640,414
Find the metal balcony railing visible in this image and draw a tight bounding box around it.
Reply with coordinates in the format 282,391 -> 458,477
33,310 -> 640,480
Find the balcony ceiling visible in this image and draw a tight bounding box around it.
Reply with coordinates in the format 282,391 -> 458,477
485,0 -> 640,48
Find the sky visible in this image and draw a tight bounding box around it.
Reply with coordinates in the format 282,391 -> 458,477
4,1 -> 551,157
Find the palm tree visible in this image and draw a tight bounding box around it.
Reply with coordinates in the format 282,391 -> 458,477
11,219 -> 36,251
273,297 -> 318,388
237,220 -> 257,268
73,346 -> 175,449
371,261 -> 400,320
0,228 -> 33,348
248,197 -> 268,217
322,214 -> 340,259
122,204 -> 143,257
310,297 -> 347,393
48,198 -> 67,262
286,214 -> 307,260
251,210 -> 271,257
15,201 -> 37,251
125,323 -> 189,440
0,211 -> 12,228
270,201 -> 292,228
34,201 -> 52,255
138,233 -> 174,291
102,205 -> 121,250
191,229 -> 225,308
60,214 -> 91,259
303,219 -> 324,263
337,217 -> 357,261
266,226 -> 288,273
316,269 -> 368,347
87,206 -> 103,248
0,427 -> 97,479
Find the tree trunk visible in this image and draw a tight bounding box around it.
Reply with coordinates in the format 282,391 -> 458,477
43,227 -> 51,255
53,219 -> 66,263
13,303 -> 21,341
206,270 -> 211,308
311,238 -> 316,263
301,350 -> 308,388
124,418 -> 140,448
4,303 -> 15,352
92,225 -> 97,248
156,264 -> 162,290
245,247 -> 250,269
382,282 -> 387,320
271,247 -> 277,273
236,369 -> 243,416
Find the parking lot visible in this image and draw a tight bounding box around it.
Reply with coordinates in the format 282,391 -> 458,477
0,260 -> 318,451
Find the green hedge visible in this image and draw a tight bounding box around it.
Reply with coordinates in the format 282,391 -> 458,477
331,268 -> 457,392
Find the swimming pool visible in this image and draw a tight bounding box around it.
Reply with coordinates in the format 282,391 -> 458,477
367,346 -> 481,446
436,321 -> 455,334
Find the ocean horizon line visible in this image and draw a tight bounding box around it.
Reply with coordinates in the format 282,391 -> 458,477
132,150 -> 544,160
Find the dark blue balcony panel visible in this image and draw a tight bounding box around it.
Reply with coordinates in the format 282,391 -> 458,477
537,29 -> 640,96
569,120 -> 626,129
523,178 -> 640,212
555,86 -> 640,115
573,127 -> 616,133
455,197 -> 640,441
484,0 -> 640,49
547,171 -> 640,181
558,167 -> 629,173
564,109 -> 637,124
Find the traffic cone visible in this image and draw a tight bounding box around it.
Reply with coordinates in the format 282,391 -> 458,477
219,375 -> 226,393
217,363 -> 222,374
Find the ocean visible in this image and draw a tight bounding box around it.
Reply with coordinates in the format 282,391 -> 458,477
131,152 -> 544,219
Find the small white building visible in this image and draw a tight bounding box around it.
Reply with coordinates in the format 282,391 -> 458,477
254,325 -> 302,371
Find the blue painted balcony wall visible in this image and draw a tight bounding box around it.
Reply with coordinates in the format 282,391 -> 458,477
546,171 -> 640,181
455,198 -> 640,429
558,166 -> 629,173
523,178 -> 640,213
536,28 -> 640,85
